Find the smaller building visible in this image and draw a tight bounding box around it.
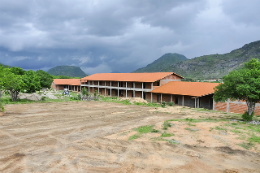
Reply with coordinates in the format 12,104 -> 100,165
51,79 -> 81,91
151,81 -> 219,109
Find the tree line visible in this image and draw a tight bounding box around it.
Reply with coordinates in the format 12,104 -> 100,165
0,65 -> 54,101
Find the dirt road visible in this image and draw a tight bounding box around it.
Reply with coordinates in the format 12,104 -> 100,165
0,101 -> 259,172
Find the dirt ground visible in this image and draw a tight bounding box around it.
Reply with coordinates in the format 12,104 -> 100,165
0,101 -> 260,173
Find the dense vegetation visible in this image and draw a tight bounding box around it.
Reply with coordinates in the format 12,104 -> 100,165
134,40 -> 260,80
134,53 -> 187,73
0,65 -> 53,101
48,65 -> 87,78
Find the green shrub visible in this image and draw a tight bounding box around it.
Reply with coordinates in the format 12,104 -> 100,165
0,103 -> 4,112
168,102 -> 174,106
81,88 -> 89,96
242,111 -> 253,121
70,95 -> 81,101
41,96 -> 47,101
162,121 -> 172,130
94,90 -> 98,97
161,101 -> 166,108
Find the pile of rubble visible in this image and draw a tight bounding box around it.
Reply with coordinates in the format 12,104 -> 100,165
19,90 -> 58,101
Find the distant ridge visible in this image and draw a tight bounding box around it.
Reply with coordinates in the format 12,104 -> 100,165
133,53 -> 187,73
133,40 -> 260,79
48,65 -> 87,78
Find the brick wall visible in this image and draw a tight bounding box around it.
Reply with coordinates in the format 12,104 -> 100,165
214,101 -> 260,115
160,74 -> 182,86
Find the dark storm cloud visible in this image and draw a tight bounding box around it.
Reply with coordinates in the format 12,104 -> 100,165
0,0 -> 260,74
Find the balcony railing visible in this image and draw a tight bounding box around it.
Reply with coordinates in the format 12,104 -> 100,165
80,84 -> 153,92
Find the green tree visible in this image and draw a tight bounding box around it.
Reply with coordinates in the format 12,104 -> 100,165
214,59 -> 260,118
36,70 -> 53,88
2,68 -> 25,101
10,67 -> 25,75
22,70 -> 41,93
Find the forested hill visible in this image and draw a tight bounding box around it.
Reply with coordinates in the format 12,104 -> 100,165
134,53 -> 187,73
48,66 -> 87,78
133,40 -> 260,79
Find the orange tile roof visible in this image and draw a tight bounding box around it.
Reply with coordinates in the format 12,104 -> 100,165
53,79 -> 81,86
80,72 -> 183,82
151,81 -> 219,97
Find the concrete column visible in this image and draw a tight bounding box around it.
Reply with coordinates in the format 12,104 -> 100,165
126,82 -> 128,98
118,82 -> 119,97
197,98 -> 200,108
98,81 -> 99,93
77,86 -> 78,92
105,88 -> 106,96
226,99 -> 230,112
171,95 -> 173,102
110,81 -> 112,96
151,93 -> 153,103
74,86 -> 75,91
213,100 -> 215,110
161,94 -> 162,103
142,82 -> 143,99
151,83 -> 153,90
182,96 -> 184,106
195,98 -> 197,108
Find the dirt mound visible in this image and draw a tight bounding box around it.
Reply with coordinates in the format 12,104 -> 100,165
119,97 -> 148,104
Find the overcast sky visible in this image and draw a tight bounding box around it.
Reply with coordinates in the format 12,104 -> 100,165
0,0 -> 259,74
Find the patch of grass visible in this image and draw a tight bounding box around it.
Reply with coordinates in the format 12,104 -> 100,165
150,137 -> 165,141
169,117 -> 225,123
135,125 -> 154,134
248,135 -> 260,144
161,131 -> 174,137
128,134 -> 140,140
230,129 -> 242,134
167,139 -> 180,144
238,142 -> 254,150
162,121 -> 172,130
129,125 -> 158,141
147,102 -> 161,107
187,121 -> 196,126
215,126 -> 227,131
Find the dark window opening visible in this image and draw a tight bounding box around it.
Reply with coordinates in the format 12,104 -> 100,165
157,94 -> 160,102
175,96 -> 179,104
143,83 -> 146,88
144,93 -> 146,99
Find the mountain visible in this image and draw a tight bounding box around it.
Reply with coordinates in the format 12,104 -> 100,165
168,40 -> 260,79
48,65 -> 87,78
134,53 -> 188,73
133,40 -> 260,79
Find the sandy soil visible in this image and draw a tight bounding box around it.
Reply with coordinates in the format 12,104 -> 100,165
0,101 -> 259,172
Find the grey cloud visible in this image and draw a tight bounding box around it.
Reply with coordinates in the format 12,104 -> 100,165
0,0 -> 260,75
